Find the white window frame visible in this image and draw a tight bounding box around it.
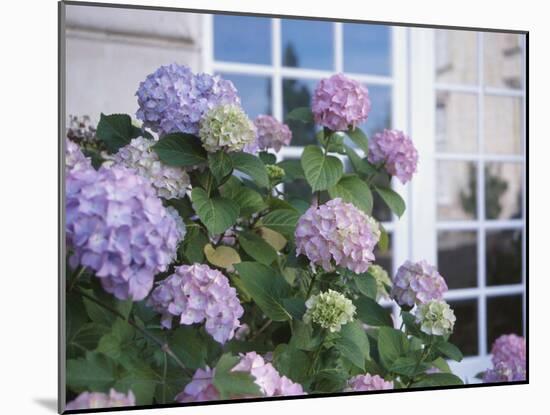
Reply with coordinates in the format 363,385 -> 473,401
202,15 -> 527,382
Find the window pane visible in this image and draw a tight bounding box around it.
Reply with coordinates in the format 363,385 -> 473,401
484,95 -> 523,155
436,91 -> 477,153
359,85 -> 392,139
447,299 -> 478,356
373,232 -> 393,274
485,162 -> 523,220
437,161 -> 477,221
218,73 -> 272,118
435,29 -> 478,85
437,231 -> 477,289
214,15 -> 271,64
281,19 -> 333,70
487,295 -> 523,346
486,229 -> 522,286
484,33 -> 524,90
283,78 -> 317,146
343,23 -> 391,75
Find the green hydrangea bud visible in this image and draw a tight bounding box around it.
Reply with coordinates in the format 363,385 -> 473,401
304,289 -> 356,332
414,299 -> 456,336
266,164 -> 285,181
368,264 -> 392,300
199,104 -> 256,153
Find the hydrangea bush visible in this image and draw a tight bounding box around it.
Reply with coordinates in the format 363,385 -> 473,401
65,64 -> 525,410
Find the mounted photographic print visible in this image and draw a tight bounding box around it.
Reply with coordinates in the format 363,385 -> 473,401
59,1 -> 528,413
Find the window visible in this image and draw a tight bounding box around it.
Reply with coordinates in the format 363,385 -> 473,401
204,16 -> 526,381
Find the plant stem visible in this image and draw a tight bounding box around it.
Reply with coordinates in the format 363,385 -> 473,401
250,319 -> 273,341
406,338 -> 434,388
74,288 -> 193,377
306,273 -> 318,298
68,265 -> 87,292
162,352 -> 167,404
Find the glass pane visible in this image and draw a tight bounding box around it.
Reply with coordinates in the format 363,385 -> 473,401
485,162 -> 523,220
487,295 -> 523,347
437,231 -> 477,289
214,15 -> 271,64
373,232 -> 393,274
437,161 -> 477,221
484,33 -> 524,90
447,299 -> 478,356
436,91 -> 477,153
359,85 -> 392,139
343,23 -> 391,75
371,172 -> 392,222
281,19 -> 333,70
484,95 -> 523,154
283,78 -> 317,146
218,73 -> 272,118
486,229 -> 522,286
435,29 -> 478,85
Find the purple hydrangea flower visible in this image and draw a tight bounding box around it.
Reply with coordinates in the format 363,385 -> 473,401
147,264 -> 244,344
65,389 -> 135,410
245,115 -> 292,153
295,198 -> 380,274
311,73 -> 371,131
483,334 -> 526,382
175,352 -> 305,402
66,138 -> 91,174
66,165 -> 184,301
136,64 -> 240,136
345,374 -> 394,392
391,260 -> 448,307
368,129 -> 419,184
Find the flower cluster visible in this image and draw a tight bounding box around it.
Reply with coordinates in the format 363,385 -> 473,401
66,164 -> 183,301
136,64 -> 240,136
311,73 -> 371,131
414,299 -> 456,336
483,334 -> 526,382
295,198 -> 380,274
304,289 -> 356,333
147,264 -> 244,344
345,374 -> 394,392
110,136 -> 190,199
247,115 -> 292,153
65,389 -> 135,410
175,352 -> 305,402
368,129 -> 418,184
199,104 -> 256,153
66,138 -> 91,174
368,264 -> 392,301
391,260 -> 448,307
266,164 -> 285,182
66,115 -> 97,144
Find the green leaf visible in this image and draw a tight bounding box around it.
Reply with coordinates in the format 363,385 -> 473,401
259,151 -> 277,165
68,323 -> 109,357
165,196 -> 194,219
377,327 -> 409,369
436,341 -> 464,362
278,159 -> 305,181
204,244 -> 241,269
301,145 -> 344,191
344,145 -> 377,176
183,226 -> 208,263
378,224 -> 390,252
208,151 -> 233,184
239,231 -> 278,265
81,288 -> 132,326
281,298 -> 306,320
334,321 -> 370,370
354,273 -> 378,299
374,186 -> 406,218
411,373 -> 464,387
260,209 -> 300,239
286,107 -> 314,123
273,344 -> 311,384
289,320 -> 322,351
169,326 -> 208,369
232,187 -> 267,217
67,352 -> 116,393
230,152 -> 269,188
389,357 -> 430,377
96,319 -> 135,359
234,262 -> 292,321
191,188 -> 239,235
401,311 -> 423,338
431,357 -> 452,373
96,113 -> 141,153
152,133 -> 207,167
213,354 -> 262,399
346,127 -> 369,154
355,296 -> 393,327
328,174 -> 373,214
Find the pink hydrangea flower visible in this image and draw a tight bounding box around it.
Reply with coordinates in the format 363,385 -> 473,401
176,352 -> 305,402
368,129 -> 418,184
345,374 -> 394,391
295,198 -> 380,274
147,264 -> 244,344
483,334 -> 526,382
391,260 -> 448,307
311,73 -> 371,131
65,389 -> 135,410
245,115 -> 292,153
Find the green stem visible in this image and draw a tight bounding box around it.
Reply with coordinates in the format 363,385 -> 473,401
306,273 -> 318,298
406,338 -> 434,388
162,352 -> 167,404
250,319 -> 273,341
68,265 -> 86,292
74,288 -> 193,377
309,330 -> 326,375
